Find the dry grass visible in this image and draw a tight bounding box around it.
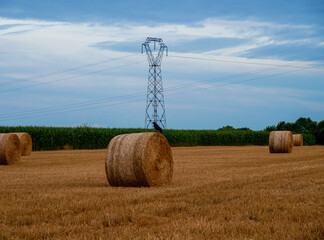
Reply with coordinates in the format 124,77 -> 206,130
0,146 -> 323,239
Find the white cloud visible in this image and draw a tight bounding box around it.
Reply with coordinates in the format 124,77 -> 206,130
0,16 -> 321,86
0,17 -> 315,58
0,17 -> 322,127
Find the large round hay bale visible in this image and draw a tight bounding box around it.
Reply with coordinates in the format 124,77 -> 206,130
105,132 -> 173,187
13,132 -> 32,156
269,131 -> 293,153
0,133 -> 21,165
293,134 -> 303,146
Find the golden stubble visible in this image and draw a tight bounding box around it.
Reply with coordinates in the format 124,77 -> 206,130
0,146 -> 323,239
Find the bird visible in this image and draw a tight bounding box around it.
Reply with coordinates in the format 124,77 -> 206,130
152,122 -> 163,133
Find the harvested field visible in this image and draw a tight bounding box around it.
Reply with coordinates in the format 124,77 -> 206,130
0,146 -> 323,239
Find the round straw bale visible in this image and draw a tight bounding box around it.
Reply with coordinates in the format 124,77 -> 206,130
13,132 -> 32,156
269,131 -> 293,153
105,132 -> 173,187
293,134 -> 303,146
0,133 -> 21,165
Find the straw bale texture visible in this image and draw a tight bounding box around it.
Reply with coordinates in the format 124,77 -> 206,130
293,134 -> 303,146
105,132 -> 173,187
0,133 -> 21,165
13,132 -> 32,156
269,131 -> 293,153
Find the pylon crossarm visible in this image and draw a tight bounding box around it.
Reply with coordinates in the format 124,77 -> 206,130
156,46 -> 166,65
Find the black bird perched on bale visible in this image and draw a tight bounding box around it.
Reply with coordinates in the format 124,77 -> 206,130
153,122 -> 163,133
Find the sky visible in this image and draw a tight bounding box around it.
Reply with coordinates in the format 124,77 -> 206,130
0,0 -> 323,130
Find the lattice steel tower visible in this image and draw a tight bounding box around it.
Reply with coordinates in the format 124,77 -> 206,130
142,37 -> 168,129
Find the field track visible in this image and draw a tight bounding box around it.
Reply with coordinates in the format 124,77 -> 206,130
1,146 -> 323,239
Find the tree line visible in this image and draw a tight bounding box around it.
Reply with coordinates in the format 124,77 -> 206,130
264,117 -> 324,145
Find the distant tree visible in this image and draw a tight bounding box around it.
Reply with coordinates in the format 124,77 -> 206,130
276,121 -> 286,130
315,120 -> 324,144
77,123 -> 91,128
265,117 -> 323,145
284,122 -> 297,132
306,121 -> 318,134
295,117 -> 315,133
237,127 -> 251,131
264,125 -> 276,131
318,120 -> 324,130
218,125 -> 235,131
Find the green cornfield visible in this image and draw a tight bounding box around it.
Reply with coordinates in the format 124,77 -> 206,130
0,126 -> 316,151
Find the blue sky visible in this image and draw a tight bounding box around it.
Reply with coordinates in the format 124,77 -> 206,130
0,0 -> 323,130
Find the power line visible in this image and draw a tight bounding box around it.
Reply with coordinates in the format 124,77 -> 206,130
0,53 -> 322,122
160,53 -> 324,92
0,65 -> 308,122
169,55 -> 324,71
0,96 -> 146,122
0,60 -> 145,94
1,52 -> 322,94
165,53 -> 323,96
0,91 -> 146,118
0,53 -> 138,87
166,68 -> 303,98
0,65 -> 283,119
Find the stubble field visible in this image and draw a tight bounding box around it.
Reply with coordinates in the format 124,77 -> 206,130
0,146 -> 323,239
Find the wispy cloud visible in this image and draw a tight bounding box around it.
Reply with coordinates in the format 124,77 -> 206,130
0,17 -> 319,53
1,16 -> 321,78
0,17 -> 322,127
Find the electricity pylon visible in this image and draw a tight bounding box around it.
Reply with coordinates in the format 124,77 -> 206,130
142,37 -> 168,129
